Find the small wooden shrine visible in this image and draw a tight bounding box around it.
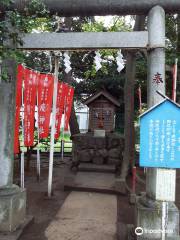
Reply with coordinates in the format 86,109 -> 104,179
72,90 -> 124,167
84,90 -> 120,132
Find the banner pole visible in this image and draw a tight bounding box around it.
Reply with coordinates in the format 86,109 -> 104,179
36,73 -> 41,181
172,58 -> 178,102
61,108 -> 66,161
21,80 -> 25,189
48,56 -> 59,197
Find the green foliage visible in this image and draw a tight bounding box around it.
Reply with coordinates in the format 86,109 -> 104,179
1,6 -> 179,122
1,0 -> 13,6
0,0 -> 50,81
165,14 -> 180,99
69,18 -> 132,105
26,0 -> 49,17
0,0 -> 49,59
82,17 -> 131,32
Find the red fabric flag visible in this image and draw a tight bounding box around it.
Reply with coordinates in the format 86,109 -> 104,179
38,73 -> 54,139
64,86 -> 74,131
14,64 -> 24,154
55,82 -> 69,139
24,69 -> 38,146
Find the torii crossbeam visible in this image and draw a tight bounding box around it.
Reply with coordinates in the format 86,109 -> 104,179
1,0 -> 180,16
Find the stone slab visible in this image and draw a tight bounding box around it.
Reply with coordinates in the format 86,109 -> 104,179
0,216 -> 34,240
78,163 -> 116,173
65,172 -> 122,195
45,191 -> 117,240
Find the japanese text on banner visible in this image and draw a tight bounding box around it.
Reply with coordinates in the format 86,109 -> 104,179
55,82 -> 68,139
24,69 -> 38,146
14,64 -> 24,153
64,86 -> 74,131
38,74 -> 54,139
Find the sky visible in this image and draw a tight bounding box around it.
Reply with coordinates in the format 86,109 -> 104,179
95,15 -> 135,28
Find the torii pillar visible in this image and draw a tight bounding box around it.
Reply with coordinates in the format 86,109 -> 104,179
0,58 -> 26,232
135,6 -> 179,239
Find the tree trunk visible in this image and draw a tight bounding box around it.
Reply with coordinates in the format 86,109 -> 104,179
120,15 -> 146,180
63,17 -> 80,136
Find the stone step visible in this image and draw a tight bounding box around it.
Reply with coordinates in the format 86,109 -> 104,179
78,163 -> 116,174
64,171 -> 123,195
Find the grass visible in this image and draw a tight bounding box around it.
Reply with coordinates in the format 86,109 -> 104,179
20,131 -> 72,153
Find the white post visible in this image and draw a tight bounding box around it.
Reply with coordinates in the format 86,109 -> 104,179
173,58 -> 178,102
21,81 -> 25,189
61,114 -> 66,161
48,56 -> 59,197
36,78 -> 41,181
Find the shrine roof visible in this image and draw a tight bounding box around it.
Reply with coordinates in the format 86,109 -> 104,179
84,90 -> 120,107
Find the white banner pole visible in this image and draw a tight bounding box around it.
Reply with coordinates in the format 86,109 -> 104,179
36,77 -> 41,181
173,58 -> 178,102
48,56 -> 59,197
21,80 -> 25,189
61,111 -> 66,161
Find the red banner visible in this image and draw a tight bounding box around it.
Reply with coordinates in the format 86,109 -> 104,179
64,86 -> 74,131
14,64 -> 24,154
55,82 -> 68,139
24,69 -> 38,146
38,73 -> 54,139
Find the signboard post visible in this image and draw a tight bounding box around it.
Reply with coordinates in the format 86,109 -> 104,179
139,99 -> 180,239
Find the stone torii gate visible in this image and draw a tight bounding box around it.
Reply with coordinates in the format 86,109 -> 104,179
0,1 -> 180,239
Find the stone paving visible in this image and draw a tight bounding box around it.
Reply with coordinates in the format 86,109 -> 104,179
45,191 -> 117,240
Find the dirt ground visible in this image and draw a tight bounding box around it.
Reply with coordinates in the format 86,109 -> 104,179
13,155 -> 180,240
14,155 -> 74,240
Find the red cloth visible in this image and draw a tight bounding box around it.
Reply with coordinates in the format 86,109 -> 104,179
55,82 -> 69,139
24,69 -> 38,146
38,73 -> 54,139
14,64 -> 24,153
64,86 -> 74,131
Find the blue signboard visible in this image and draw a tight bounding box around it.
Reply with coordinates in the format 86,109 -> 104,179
140,99 -> 180,168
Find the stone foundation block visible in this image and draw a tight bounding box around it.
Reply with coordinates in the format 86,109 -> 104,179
0,185 -> 26,232
135,197 -> 179,239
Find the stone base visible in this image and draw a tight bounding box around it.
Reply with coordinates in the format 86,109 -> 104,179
135,196 -> 179,239
0,216 -> 33,240
72,132 -> 124,166
0,185 -> 26,233
114,178 -> 127,194
129,193 -> 137,205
